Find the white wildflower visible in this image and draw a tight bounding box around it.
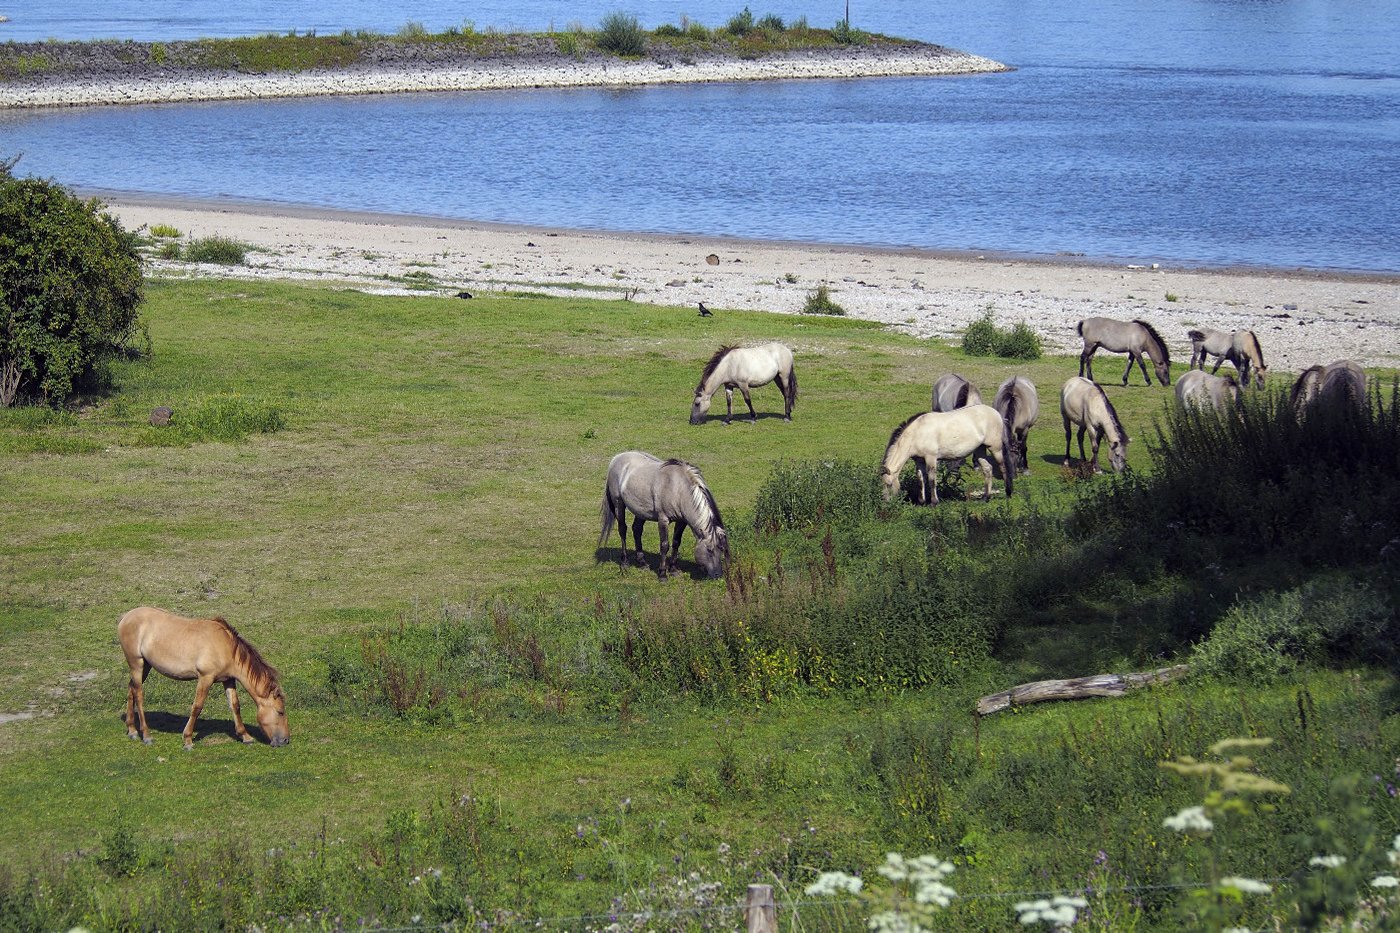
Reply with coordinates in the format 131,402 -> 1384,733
912,881 -> 957,908
1015,896 -> 1086,927
1219,876 -> 1272,895
1163,805 -> 1214,833
1309,855 -> 1347,869
867,910 -> 925,933
1222,928 -> 1253,933
1370,874 -> 1399,889
877,852 -> 909,882
805,871 -> 863,896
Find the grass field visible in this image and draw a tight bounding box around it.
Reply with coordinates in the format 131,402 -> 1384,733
1,278 -> 1395,929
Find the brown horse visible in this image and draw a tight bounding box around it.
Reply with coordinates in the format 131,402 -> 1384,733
118,607 -> 290,749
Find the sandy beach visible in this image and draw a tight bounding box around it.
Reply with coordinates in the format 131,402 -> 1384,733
102,194 -> 1400,371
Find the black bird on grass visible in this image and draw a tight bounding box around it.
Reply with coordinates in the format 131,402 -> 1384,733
698,302 -> 713,317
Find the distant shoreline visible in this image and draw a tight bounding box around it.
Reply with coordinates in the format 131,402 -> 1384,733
0,33 -> 1008,109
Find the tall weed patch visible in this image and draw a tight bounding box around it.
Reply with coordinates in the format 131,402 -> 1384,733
751,458 -> 885,533
136,394 -> 285,446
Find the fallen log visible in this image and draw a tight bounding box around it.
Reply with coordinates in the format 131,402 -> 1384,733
976,664 -> 1191,716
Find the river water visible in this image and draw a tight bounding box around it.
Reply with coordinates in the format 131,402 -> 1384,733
2,1 -> 1397,271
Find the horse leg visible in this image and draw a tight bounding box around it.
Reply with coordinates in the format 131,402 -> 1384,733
1079,345 -> 1097,380
739,385 -> 757,423
1210,355 -> 1224,375
182,673 -> 216,750
723,387 -> 734,425
1063,417 -> 1073,465
126,658 -> 152,743
976,456 -> 994,499
1018,429 -> 1031,473
670,521 -> 687,576
914,456 -> 928,504
776,374 -> 792,421
1121,354 -> 1135,386
1090,432 -> 1103,474
927,457 -> 940,505
612,498 -> 630,568
630,517 -> 647,568
225,679 -> 254,743
656,516 -> 671,580
1136,353 -> 1152,386
1077,424 -> 1089,465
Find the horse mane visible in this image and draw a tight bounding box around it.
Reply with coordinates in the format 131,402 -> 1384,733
216,619 -> 282,697
696,345 -> 738,393
1290,364 -> 1325,408
664,458 -> 724,537
1133,320 -> 1170,366
885,412 -> 923,459
1092,383 -> 1127,443
1242,330 -> 1264,368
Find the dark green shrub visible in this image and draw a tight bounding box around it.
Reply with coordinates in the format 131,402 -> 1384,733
1192,576 -> 1394,682
726,7 -> 756,35
960,312 -> 1001,356
830,20 -> 868,44
803,283 -> 846,315
182,235 -> 248,265
960,311 -> 1042,359
998,320 -> 1043,360
0,177 -> 144,406
686,22 -> 712,41
757,13 -> 785,32
752,458 -> 885,533
596,12 -> 645,55
653,23 -> 684,38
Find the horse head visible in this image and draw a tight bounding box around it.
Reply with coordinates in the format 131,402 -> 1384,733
689,391 -> 711,425
694,528 -> 729,578
1252,365 -> 1267,390
254,683 -> 290,747
1153,357 -> 1172,387
1108,438 -> 1129,474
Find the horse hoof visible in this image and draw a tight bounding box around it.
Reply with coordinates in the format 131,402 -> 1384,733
241,734 -> 255,744
783,417 -> 791,423
183,742 -> 194,751
142,737 -> 154,746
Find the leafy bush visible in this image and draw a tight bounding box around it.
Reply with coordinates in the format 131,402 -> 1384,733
0,176 -> 145,406
752,458 -> 885,533
596,12 -> 645,55
1192,577 -> 1394,682
960,311 -> 1042,360
803,283 -> 846,315
725,7 -> 756,35
182,235 -> 249,265
653,23 -> 684,38
686,22 -> 712,41
149,223 -> 181,238
396,21 -> 428,40
757,13 -> 786,32
830,20 -> 869,45
137,394 -> 285,446
555,31 -> 580,56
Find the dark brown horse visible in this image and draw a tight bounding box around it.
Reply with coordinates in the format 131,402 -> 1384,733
118,607 -> 289,749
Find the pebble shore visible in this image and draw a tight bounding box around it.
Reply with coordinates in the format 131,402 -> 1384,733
0,46 -> 1007,109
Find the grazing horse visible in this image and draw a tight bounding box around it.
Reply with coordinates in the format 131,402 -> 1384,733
1077,317 -> 1172,387
690,343 -> 797,425
993,376 -> 1040,474
931,373 -> 983,412
1060,376 -> 1130,473
880,405 -> 1015,505
1187,327 -> 1268,388
1175,370 -> 1241,411
1290,359 -> 1367,412
599,450 -> 730,579
118,607 -> 289,750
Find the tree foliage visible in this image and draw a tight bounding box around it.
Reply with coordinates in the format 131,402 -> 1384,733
0,172 -> 145,406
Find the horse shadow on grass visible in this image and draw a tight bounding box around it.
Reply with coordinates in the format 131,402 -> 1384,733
594,547 -> 716,581
121,709 -> 254,745
692,412 -> 791,426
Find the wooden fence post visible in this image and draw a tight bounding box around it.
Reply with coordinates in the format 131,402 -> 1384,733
745,883 -> 777,933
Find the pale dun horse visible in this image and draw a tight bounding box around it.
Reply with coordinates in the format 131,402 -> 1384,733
599,450 -> 730,578
1077,317 -> 1172,386
931,373 -> 982,412
1290,359 -> 1367,412
1187,327 -> 1268,388
690,343 -> 797,425
993,376 -> 1040,474
1060,376 -> 1130,473
118,607 -> 289,749
880,405 -> 1015,505
1175,370 -> 1240,411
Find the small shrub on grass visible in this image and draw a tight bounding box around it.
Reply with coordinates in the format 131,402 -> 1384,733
757,13 -> 786,33
725,7 -> 756,35
686,22 -> 712,41
182,235 -> 249,265
830,20 -> 869,45
149,223 -> 181,238
960,311 -> 1043,359
803,283 -> 846,315
136,395 -> 284,446
555,31 -> 581,55
396,21 -> 429,40
653,23 -> 684,38
753,458 -> 885,533
156,241 -> 182,260
596,12 -> 646,56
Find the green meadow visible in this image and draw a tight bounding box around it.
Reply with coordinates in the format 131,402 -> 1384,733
1,278 -> 1396,929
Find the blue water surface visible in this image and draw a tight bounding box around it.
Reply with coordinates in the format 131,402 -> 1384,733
2,0 -> 1397,271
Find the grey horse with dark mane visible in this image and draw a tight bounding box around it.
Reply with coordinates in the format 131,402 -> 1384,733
1077,317 -> 1172,386
1290,359 -> 1367,413
993,375 -> 1040,474
599,451 -> 730,579
931,373 -> 983,412
1187,327 -> 1267,389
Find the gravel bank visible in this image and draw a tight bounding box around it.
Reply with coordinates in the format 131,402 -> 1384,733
1,46 -> 1007,109
102,195 -> 1400,372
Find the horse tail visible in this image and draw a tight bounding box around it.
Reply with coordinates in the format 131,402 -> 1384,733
1187,328 -> 1204,342
955,382 -> 970,409
1000,416 -> 1015,498
598,488 -> 616,548
786,360 -> 798,408
1076,320 -> 1084,338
